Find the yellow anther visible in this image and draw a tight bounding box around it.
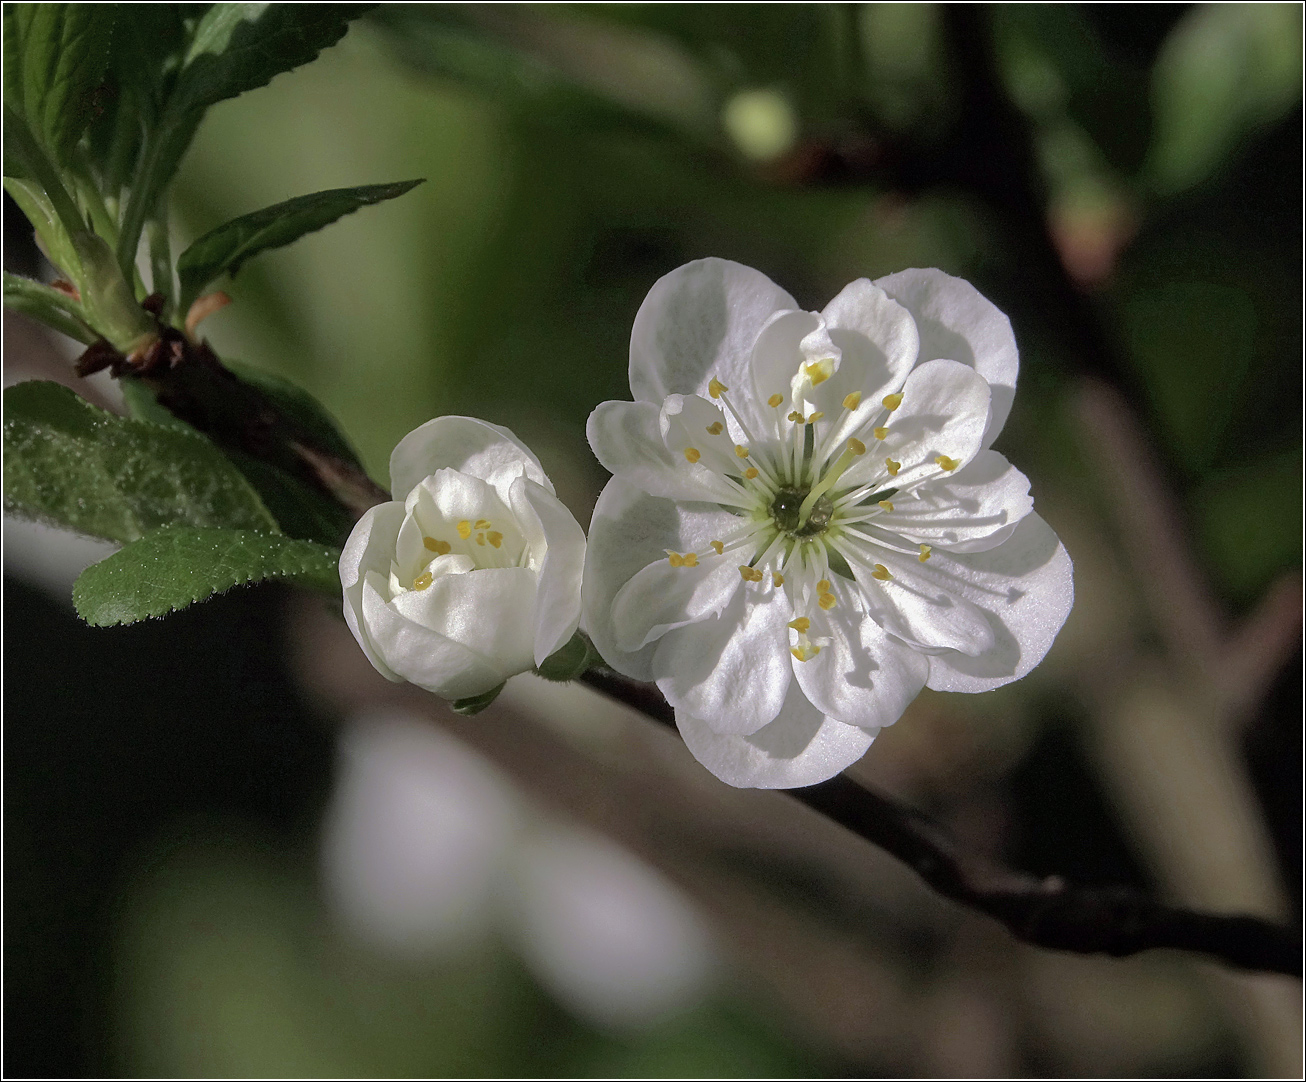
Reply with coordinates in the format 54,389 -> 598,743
873,426 -> 889,440
666,551 -> 685,567
804,358 -> 834,386
739,565 -> 765,582
788,617 -> 811,633
878,500 -> 894,512
768,393 -> 784,408
790,644 -> 821,662
744,467 -> 759,479
882,392 -> 904,411
413,570 -> 433,591
684,447 -> 701,463
706,421 -> 724,435
487,531 -> 503,549
475,532 -> 486,546
818,592 -> 837,610
817,578 -> 831,592
872,564 -> 892,581
735,444 -> 749,458
682,552 -> 699,567
710,540 -> 725,555
918,544 -> 932,562
708,377 -> 728,399
423,536 -> 451,555
847,437 -> 866,456
773,573 -> 785,587
787,410 -> 805,423
806,411 -> 824,424
842,391 -> 862,410
475,519 -> 491,529
885,458 -> 901,476
456,520 -> 472,539
935,454 -> 959,471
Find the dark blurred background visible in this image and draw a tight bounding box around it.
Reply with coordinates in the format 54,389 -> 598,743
4,4 -> 1301,1076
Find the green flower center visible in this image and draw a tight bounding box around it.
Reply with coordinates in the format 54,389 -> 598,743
770,486 -> 832,537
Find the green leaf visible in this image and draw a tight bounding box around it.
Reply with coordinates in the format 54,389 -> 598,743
4,3 -> 114,164
2,380 -> 278,543
118,4 -> 370,276
176,180 -> 424,310
535,632 -> 597,682
1147,3 -> 1303,195
72,525 -> 340,626
3,270 -> 95,343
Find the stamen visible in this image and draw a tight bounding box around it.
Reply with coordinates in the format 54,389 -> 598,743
885,458 -> 901,476
818,578 -> 831,592
773,573 -> 785,587
710,540 -> 725,555
873,426 -> 889,440
684,447 -> 701,463
487,531 -> 503,549
804,358 -> 834,386
413,570 -> 433,590
735,445 -> 749,458
744,467 -> 759,479
818,591 -> 837,610
935,454 -> 959,471
790,644 -> 821,662
475,519 -> 491,529
423,536 -> 451,555
706,421 -> 724,435
768,393 -> 784,408
788,617 -> 811,633
878,500 -> 894,512
847,437 -> 866,456
796,442 -> 862,526
682,552 -> 699,567
882,392 -> 903,411
708,377 -> 728,399
918,544 -> 932,562
787,411 -> 804,423
739,565 -> 764,582
842,391 -> 862,410
806,411 -> 824,424
872,564 -> 892,581
666,551 -> 684,567
456,520 -> 472,539
476,532 -> 486,545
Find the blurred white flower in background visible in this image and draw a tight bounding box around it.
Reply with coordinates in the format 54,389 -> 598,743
339,417 -> 586,701
321,710 -> 716,1030
585,259 -> 1074,789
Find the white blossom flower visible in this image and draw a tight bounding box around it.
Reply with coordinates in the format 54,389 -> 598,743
584,259 -> 1073,789
340,417 -> 586,700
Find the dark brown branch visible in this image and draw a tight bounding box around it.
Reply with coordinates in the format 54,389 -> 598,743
580,669 -> 1302,978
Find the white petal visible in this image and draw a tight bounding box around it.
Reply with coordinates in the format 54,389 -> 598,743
653,587 -> 792,736
874,450 -> 1034,553
361,574 -> 509,699
390,415 -> 551,503
510,477 -> 586,666
821,278 -> 920,399
874,268 -> 1018,448
340,502 -> 406,682
842,535 -> 998,656
629,258 -> 796,433
792,588 -> 929,728
676,682 -> 878,789
841,358 -> 990,493
749,309 -> 820,428
923,513 -> 1074,692
612,552 -> 741,653
583,480 -> 741,681
587,399 -> 748,507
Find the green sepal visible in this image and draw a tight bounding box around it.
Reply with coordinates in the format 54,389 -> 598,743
450,683 -> 507,716
535,632 -> 598,682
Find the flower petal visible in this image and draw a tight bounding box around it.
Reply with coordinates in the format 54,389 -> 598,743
509,477 -> 587,666
922,513 -> 1074,692
583,480 -> 741,681
392,566 -> 538,681
874,268 -> 1018,448
390,416 -> 551,503
612,549 -> 741,652
653,586 -> 793,735
791,584 -> 930,728
840,358 -> 990,493
587,399 -> 749,507
361,573 -> 509,699
629,257 -> 796,433
821,277 -> 920,400
340,502 -> 407,682
676,682 -> 879,789
873,450 -> 1034,553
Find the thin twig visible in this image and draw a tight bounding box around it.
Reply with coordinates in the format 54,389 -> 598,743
579,669 -> 1302,977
